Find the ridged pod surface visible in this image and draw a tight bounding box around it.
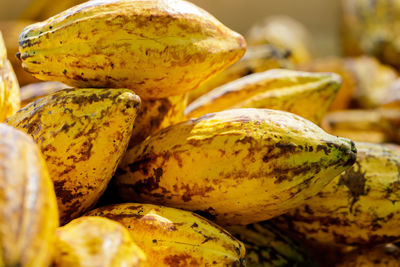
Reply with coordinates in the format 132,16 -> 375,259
128,93 -> 188,149
6,88 -> 141,224
87,203 -> 245,266
0,123 -> 58,267
273,142 -> 400,246
116,108 -> 356,225
18,0 -> 246,100
185,70 -> 341,124
20,81 -> 68,107
188,44 -> 295,103
53,216 -> 146,267
335,245 -> 400,267
321,109 -> 400,144
227,222 -> 317,267
0,32 -> 20,122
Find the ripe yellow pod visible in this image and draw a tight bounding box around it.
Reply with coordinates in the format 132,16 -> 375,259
53,216 -> 146,267
18,0 -> 246,100
185,70 -> 341,124
7,88 -> 141,224
335,245 -> 400,267
188,44 -> 295,103
0,32 -> 20,122
0,123 -> 58,267
246,16 -> 312,64
116,108 -> 356,225
128,93 -> 188,149
321,109 -> 400,144
87,203 -> 245,266
20,81 -> 68,107
274,142 -> 400,246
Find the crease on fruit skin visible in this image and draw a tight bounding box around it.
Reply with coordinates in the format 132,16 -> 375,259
116,108 -> 356,225
6,88 -> 141,224
273,142 -> 400,246
86,203 -> 245,266
18,0 -> 246,99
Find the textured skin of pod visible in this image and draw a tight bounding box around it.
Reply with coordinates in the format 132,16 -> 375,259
273,142 -> 400,246
0,123 -> 58,267
20,81 -> 68,107
86,203 -> 245,267
321,109 -> 400,144
185,69 -> 342,124
6,88 -> 141,224
18,0 -> 246,100
335,245 -> 400,267
128,93 -> 188,149
0,21 -> 40,86
0,32 -> 20,122
227,222 -> 317,267
116,108 -> 356,225
188,44 -> 295,103
53,216 -> 146,267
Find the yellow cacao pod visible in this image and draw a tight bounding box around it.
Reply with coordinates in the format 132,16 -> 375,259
7,88 -> 141,224
20,81 -> 68,107
116,108 -> 356,226
18,0 -> 246,100
87,203 -> 245,266
53,216 -> 146,267
335,245 -> 400,267
274,142 -> 400,246
0,123 -> 58,267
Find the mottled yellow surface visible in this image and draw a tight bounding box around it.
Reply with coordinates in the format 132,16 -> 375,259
18,0 -> 246,100
54,216 -> 146,267
87,203 -> 245,267
20,81 -> 68,107
186,69 -> 341,124
336,245 -> 400,267
117,108 -> 356,225
0,124 -> 58,267
275,142 -> 400,246
7,88 -> 141,224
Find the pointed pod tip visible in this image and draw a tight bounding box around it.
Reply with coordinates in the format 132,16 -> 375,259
117,91 -> 141,108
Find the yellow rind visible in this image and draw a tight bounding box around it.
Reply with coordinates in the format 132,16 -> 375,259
53,216 -> 146,267
185,69 -> 341,124
0,123 -> 58,267
335,245 -> 400,267
87,203 -> 245,267
20,81 -> 68,107
6,88 -> 141,224
0,59 -> 20,122
18,0 -> 246,100
274,142 -> 400,246
117,108 -> 356,225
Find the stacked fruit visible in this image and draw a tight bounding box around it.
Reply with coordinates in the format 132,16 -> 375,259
0,0 -> 399,266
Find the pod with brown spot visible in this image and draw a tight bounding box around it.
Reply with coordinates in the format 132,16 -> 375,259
87,203 -> 245,267
128,93 -> 188,149
0,123 -> 58,267
0,31 -> 20,122
185,69 -> 342,124
53,216 -> 146,267
20,81 -> 68,107
18,0 -> 246,100
188,44 -> 295,103
273,142 -> 400,246
6,88 -> 141,224
116,108 -> 356,226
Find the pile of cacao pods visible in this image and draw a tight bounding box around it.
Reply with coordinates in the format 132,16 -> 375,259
1,0 -> 400,266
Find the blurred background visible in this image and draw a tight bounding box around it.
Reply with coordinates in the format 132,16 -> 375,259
0,0 -> 340,56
